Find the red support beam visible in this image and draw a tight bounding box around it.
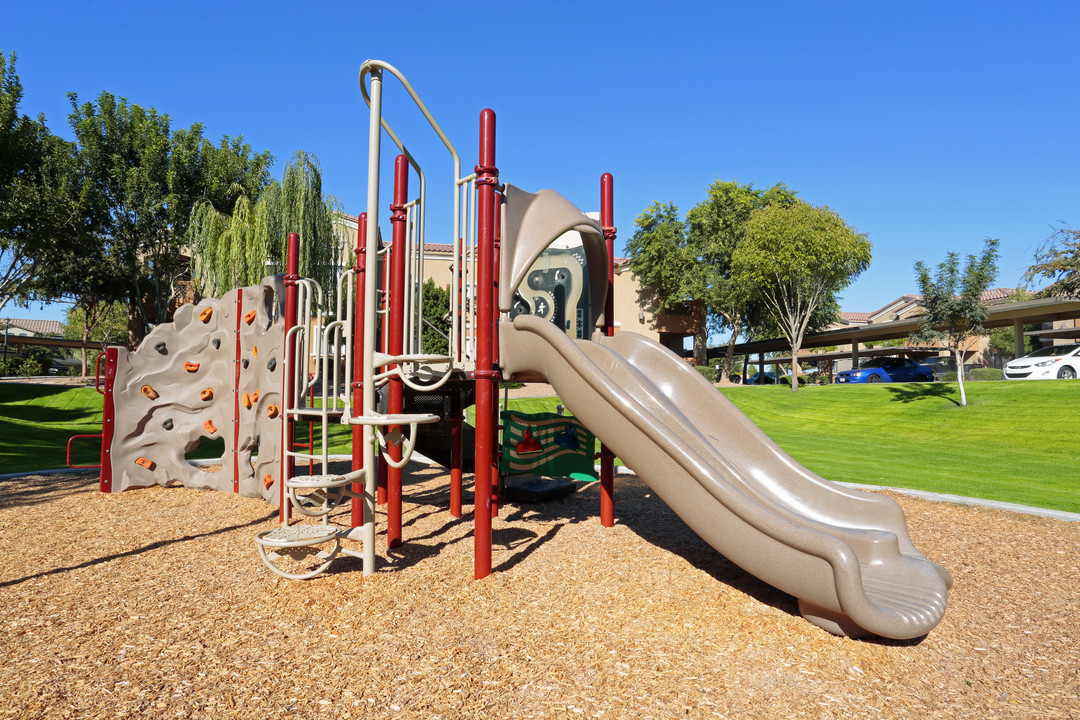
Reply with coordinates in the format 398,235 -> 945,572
98,347 -> 118,492
473,108 -> 498,579
233,288 -> 243,493
280,232 -> 300,523
386,154 -> 409,549
352,213 -> 368,528
600,173 -> 616,527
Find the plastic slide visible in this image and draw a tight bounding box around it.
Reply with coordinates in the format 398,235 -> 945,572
500,314 -> 953,639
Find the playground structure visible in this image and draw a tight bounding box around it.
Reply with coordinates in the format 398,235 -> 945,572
85,59 -> 952,640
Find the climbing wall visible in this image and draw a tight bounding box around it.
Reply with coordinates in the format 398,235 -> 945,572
107,277 -> 286,503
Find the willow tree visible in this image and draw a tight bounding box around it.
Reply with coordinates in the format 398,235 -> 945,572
190,150 -> 342,306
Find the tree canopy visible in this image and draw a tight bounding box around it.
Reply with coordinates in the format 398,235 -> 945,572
627,181 -> 795,373
1024,225 -> 1080,299
732,200 -> 871,390
0,50 -> 77,314
910,238 -> 999,407
189,150 -> 341,309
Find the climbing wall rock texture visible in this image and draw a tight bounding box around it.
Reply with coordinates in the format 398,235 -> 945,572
108,277 -> 286,503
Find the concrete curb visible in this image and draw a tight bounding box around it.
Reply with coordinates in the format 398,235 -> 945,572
836,482 -> 1080,524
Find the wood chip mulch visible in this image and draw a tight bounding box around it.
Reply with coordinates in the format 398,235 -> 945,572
1,465 -> 1078,719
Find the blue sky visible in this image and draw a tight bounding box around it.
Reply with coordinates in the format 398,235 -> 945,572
4,1 -> 1077,327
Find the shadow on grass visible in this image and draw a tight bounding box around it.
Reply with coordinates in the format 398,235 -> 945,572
886,382 -> 960,406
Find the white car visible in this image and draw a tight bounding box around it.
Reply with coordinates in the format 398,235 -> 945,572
1002,343 -> 1080,380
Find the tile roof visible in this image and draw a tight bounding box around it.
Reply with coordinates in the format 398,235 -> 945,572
5,318 -> 63,336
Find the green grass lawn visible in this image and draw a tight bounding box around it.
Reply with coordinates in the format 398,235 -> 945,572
4,380 -> 1078,514
0,383 -> 106,474
720,381 -> 1080,513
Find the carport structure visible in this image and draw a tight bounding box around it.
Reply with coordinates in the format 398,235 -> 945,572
732,296 -> 1080,381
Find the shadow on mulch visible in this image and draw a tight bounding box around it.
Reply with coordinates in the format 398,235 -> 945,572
0,469 -> 99,510
0,507 -> 276,590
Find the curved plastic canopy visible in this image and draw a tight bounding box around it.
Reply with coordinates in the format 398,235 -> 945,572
499,184 -> 609,329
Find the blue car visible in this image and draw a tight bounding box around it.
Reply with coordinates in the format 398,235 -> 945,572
836,357 -> 934,384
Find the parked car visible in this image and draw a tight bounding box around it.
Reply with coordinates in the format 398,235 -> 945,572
1002,343 -> 1080,380
921,356 -> 979,381
835,357 -> 934,384
747,371 -> 778,385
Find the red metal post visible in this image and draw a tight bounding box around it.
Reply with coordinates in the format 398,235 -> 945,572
280,232 -> 300,523
386,154 -> 409,549
600,173 -> 616,527
98,347 -> 118,492
473,109 -> 498,579
233,288 -> 243,493
352,213 -> 368,527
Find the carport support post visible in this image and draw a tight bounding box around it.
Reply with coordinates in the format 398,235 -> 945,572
1013,319 -> 1025,359
850,340 -> 860,370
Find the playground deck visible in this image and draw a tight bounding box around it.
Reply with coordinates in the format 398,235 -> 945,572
1,464 -> 1078,719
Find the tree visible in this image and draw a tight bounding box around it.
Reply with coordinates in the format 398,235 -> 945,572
67,91 -> 181,344
62,301 -> 129,376
189,150 -> 341,308
628,182 -> 796,372
421,279 -> 450,355
1024,225 -> 1079,298
910,238 -> 999,407
0,50 -> 65,313
685,181 -> 796,378
732,201 -> 871,391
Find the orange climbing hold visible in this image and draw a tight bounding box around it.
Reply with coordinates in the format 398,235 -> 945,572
199,306 -> 214,323
200,388 -> 214,401
135,457 -> 156,470
203,419 -> 218,434
140,385 -> 159,400
184,361 -> 200,373
252,346 -> 258,359
262,473 -> 275,490
266,404 -> 280,419
241,392 -> 253,409
244,309 -> 257,325
252,390 -> 260,403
